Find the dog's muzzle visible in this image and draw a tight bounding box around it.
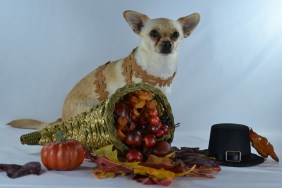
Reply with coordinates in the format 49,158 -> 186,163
160,41 -> 173,54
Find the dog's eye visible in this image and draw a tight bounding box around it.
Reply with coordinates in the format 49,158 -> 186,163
150,30 -> 159,38
171,31 -> 179,39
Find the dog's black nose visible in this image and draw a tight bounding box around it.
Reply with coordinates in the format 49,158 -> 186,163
161,41 -> 172,54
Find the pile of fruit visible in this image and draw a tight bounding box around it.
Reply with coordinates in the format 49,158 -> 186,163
114,90 -> 173,162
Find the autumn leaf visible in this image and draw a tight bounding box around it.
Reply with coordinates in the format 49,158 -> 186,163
93,170 -> 117,179
145,154 -> 174,167
125,162 -> 175,181
91,145 -> 181,185
175,164 -> 196,177
0,162 -> 42,178
92,144 -> 119,162
90,145 -> 220,185
250,128 -> 279,162
133,175 -> 173,186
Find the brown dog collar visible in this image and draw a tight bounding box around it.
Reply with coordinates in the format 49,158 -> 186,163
122,49 -> 176,87
94,49 -> 176,101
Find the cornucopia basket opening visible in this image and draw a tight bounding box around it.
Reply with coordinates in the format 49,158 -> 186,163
20,83 -> 175,154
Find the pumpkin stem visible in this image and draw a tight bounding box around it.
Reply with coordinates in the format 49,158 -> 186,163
56,128 -> 66,142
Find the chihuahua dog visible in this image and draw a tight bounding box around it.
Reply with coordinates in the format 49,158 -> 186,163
8,10 -> 200,129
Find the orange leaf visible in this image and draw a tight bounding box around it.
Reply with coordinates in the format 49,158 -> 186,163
250,128 -> 279,162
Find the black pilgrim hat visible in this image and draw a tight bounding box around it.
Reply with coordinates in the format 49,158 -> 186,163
207,123 -> 264,167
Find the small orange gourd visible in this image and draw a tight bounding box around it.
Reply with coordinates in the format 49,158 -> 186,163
40,129 -> 85,171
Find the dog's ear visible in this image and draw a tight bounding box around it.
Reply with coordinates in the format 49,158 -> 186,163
177,13 -> 200,38
123,10 -> 149,34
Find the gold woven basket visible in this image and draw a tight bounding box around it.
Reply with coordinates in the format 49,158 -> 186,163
20,83 -> 175,153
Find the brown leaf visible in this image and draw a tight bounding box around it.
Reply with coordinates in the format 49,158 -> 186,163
133,174 -> 173,186
145,154 -> 174,166
0,162 -> 42,178
250,128 -> 279,162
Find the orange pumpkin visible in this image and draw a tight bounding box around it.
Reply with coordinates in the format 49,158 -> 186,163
41,139 -> 85,171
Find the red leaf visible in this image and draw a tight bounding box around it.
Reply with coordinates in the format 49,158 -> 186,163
133,175 -> 173,186
0,162 -> 42,178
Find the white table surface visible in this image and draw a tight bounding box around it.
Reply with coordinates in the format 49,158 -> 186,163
0,121 -> 281,188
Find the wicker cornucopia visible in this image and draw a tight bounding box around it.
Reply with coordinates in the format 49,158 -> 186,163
20,83 -> 175,153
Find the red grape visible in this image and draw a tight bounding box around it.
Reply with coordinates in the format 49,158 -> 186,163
148,109 -> 158,117
149,116 -> 160,126
114,101 -> 130,119
152,141 -> 172,157
143,134 -> 157,148
125,130 -> 142,146
161,124 -> 169,134
149,123 -> 161,134
155,130 -> 165,138
126,149 -> 144,162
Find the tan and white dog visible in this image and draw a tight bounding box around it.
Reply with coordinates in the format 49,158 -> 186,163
9,10 -> 200,129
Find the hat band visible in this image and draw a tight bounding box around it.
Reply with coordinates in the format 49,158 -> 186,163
225,151 -> 241,162
213,151 -> 251,163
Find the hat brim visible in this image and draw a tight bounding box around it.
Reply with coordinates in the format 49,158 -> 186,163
220,153 -> 265,167
203,150 -> 265,167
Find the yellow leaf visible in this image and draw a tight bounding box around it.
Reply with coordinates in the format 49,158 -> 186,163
164,151 -> 176,158
93,169 -> 116,179
175,164 -> 196,177
92,145 -> 118,162
134,100 -> 146,108
124,163 -> 176,180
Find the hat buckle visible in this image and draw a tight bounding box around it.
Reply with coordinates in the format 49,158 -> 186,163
225,151 -> 242,162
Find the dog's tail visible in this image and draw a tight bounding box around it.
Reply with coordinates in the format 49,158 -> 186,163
7,118 -> 62,130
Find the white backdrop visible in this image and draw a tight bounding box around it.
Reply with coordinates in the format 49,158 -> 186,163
1,0 -> 282,135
